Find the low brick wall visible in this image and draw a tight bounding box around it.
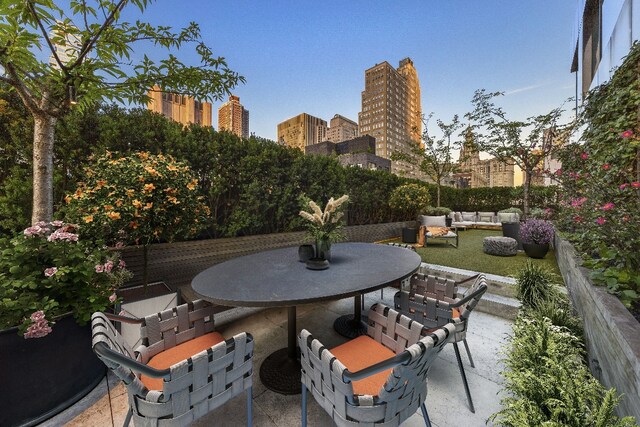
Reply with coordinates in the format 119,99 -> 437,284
555,235 -> 640,420
120,221 -> 416,299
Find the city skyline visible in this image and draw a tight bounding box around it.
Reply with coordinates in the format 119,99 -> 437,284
124,1 -> 576,144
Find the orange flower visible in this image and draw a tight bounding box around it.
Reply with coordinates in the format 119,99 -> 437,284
144,166 -> 161,176
126,189 -> 135,197
132,199 -> 143,208
137,176 -> 145,182
187,179 -> 197,190
115,199 -> 123,207
167,164 -> 179,172
143,183 -> 155,192
137,152 -> 149,160
143,202 -> 153,210
129,221 -> 139,229
164,187 -> 177,195
96,180 -> 107,188
84,215 -> 94,223
104,205 -> 114,210
167,196 -> 179,204
64,195 -> 72,204
106,211 -> 121,220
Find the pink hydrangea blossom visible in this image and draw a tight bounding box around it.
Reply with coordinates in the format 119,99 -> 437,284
601,203 -> 615,211
621,130 -> 634,138
50,220 -> 64,227
23,225 -> 43,237
596,217 -> 606,225
581,152 -> 588,160
44,267 -> 58,277
95,264 -> 104,273
24,311 -> 53,339
47,230 -> 79,242
109,293 -> 117,303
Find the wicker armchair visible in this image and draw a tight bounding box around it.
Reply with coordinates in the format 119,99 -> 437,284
393,273 -> 488,413
299,303 -> 455,427
91,300 -> 254,427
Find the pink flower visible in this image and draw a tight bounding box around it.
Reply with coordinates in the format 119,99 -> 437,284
632,181 -> 640,188
50,220 -> 64,227
573,216 -> 582,223
24,311 -> 53,339
44,267 -> 58,277
555,169 -> 562,176
621,130 -> 633,138
115,241 -> 125,249
104,261 -> 114,273
601,203 -> 615,211
109,293 -> 117,303
620,183 -> 628,190
95,264 -> 104,273
596,217 -> 606,225
118,260 -> 126,268
602,164 -> 610,170
581,152 -> 588,160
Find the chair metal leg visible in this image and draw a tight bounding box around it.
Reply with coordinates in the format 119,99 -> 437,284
421,402 -> 432,427
463,338 -> 475,368
123,407 -> 132,427
302,383 -> 307,427
247,386 -> 252,427
453,342 -> 475,413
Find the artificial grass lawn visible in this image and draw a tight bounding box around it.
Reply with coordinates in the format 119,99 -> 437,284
397,229 -> 561,278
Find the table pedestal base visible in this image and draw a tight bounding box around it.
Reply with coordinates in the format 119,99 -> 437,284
333,314 -> 368,339
259,347 -> 301,395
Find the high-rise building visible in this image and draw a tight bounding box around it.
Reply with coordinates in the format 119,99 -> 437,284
147,85 -> 212,127
453,131 -> 515,188
217,95 -> 250,138
325,114 -> 358,143
358,57 -> 423,178
277,113 -> 327,151
49,21 -> 80,69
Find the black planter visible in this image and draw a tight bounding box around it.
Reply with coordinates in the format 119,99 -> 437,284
306,257 -> 330,270
445,217 -> 453,227
402,227 -> 417,244
298,244 -> 315,262
523,242 -> 550,259
0,316 -> 106,427
502,222 -> 522,250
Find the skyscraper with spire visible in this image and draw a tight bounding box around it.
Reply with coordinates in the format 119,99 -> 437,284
358,57 -> 423,178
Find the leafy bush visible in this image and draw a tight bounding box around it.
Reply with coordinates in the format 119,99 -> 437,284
520,219 -> 554,245
388,183 -> 431,221
423,206 -> 452,216
498,207 -> 523,217
515,261 -> 559,309
0,221 -> 131,336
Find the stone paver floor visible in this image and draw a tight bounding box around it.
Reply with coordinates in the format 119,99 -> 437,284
44,287 -> 512,427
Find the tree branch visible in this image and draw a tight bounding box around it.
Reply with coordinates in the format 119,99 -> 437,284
3,62 -> 41,115
26,0 -> 68,75
74,0 -> 129,68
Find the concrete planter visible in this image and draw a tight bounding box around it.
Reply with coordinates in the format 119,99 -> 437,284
555,235 -> 640,420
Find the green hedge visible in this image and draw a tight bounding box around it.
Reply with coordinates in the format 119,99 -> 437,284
0,98 -> 560,238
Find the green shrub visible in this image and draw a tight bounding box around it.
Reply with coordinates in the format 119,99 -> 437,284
422,206 -> 452,216
498,207 -> 523,217
515,261 -> 559,309
526,297 -> 584,339
388,183 -> 431,221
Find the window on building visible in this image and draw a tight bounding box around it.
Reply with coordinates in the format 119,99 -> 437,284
581,0 -> 603,95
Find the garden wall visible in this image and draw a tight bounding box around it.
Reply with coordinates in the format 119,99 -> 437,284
120,221 -> 416,300
555,235 -> 640,420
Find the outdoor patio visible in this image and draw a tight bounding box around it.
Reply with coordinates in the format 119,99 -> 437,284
44,285 -> 512,427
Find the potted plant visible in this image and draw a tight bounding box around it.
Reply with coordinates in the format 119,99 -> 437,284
520,219 -> 555,259
424,206 -> 453,226
299,194 -> 349,269
499,207 -> 524,249
389,184 -> 431,243
0,221 -> 131,426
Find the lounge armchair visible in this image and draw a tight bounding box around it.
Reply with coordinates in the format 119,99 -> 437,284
299,303 -> 455,427
91,300 -> 254,427
394,274 -> 488,413
419,215 -> 458,248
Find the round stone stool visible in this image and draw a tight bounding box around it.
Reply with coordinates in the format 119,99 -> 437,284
483,236 -> 518,256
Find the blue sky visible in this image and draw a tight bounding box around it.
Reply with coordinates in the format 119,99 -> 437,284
134,1 -> 577,141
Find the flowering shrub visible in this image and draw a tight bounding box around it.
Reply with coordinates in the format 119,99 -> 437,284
519,219 -> 554,245
555,42 -> 640,308
388,184 -> 431,220
0,222 -> 131,337
299,195 -> 349,244
65,151 -> 210,247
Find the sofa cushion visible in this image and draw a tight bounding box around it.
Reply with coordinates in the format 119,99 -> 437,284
420,215 -> 447,227
461,212 -> 476,222
478,211 -> 494,223
453,212 -> 462,222
498,212 -> 518,223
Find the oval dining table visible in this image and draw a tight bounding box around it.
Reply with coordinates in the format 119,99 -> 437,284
191,242 -> 422,395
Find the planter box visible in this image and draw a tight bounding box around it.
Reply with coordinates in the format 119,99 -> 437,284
555,235 -> 640,420
0,316 -> 105,426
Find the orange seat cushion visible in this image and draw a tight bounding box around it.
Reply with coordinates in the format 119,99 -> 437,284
330,335 -> 396,396
140,331 -> 225,390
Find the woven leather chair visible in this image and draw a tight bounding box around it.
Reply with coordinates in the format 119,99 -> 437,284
299,303 -> 455,427
394,273 -> 488,413
91,300 -> 254,427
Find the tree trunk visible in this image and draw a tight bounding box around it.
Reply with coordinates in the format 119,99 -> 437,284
436,184 -> 441,207
32,114 -> 57,224
523,170 -> 531,219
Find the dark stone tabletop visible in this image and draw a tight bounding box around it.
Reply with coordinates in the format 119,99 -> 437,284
191,242 -> 422,307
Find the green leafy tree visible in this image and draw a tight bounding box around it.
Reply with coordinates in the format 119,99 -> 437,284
466,90 -> 572,217
0,0 -> 243,224
388,183 -> 430,221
